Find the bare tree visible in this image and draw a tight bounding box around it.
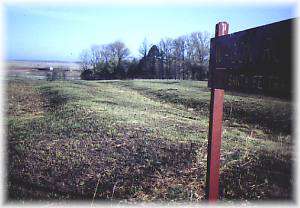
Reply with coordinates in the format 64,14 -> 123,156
189,32 -> 210,64
79,30 -> 210,80
79,49 -> 91,71
100,45 -> 111,65
139,38 -> 149,57
159,38 -> 173,79
90,45 -> 103,68
108,41 -> 130,66
157,31 -> 210,80
172,36 -> 187,79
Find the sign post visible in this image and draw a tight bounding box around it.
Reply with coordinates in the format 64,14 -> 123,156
205,18 -> 292,202
206,22 -> 229,202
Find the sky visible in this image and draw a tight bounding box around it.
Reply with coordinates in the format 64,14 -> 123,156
4,3 -> 297,62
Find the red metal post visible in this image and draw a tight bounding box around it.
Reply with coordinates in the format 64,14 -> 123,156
206,22 -> 229,202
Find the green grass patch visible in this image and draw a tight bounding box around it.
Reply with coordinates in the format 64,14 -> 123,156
6,78 -> 293,202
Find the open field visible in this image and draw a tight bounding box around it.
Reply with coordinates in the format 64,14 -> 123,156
6,60 -> 81,70
6,78 -> 293,203
6,60 -> 81,80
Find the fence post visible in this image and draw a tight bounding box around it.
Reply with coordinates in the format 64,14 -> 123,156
206,22 -> 229,202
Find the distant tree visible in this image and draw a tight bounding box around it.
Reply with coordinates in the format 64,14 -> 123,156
90,45 -> 102,69
108,41 -> 130,79
159,38 -> 173,79
127,58 -> 140,79
79,49 -> 90,71
100,45 -> 111,65
172,36 -> 186,79
139,38 -> 150,57
155,31 -> 210,80
187,31 -> 210,79
79,31 -> 210,81
80,40 -> 130,80
108,41 -> 130,65
81,69 -> 94,80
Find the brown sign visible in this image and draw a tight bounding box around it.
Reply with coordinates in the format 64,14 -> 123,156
208,18 -> 294,98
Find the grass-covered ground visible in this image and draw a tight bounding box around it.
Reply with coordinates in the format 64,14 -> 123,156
6,78 -> 293,203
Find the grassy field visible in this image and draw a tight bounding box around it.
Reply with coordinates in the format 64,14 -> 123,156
6,78 -> 293,203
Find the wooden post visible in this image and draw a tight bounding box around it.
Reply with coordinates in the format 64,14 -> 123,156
206,22 -> 229,202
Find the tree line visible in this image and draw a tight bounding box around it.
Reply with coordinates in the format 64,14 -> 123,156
80,31 -> 210,80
